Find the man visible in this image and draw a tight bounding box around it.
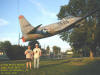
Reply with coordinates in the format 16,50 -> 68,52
24,46 -> 33,71
33,44 -> 41,69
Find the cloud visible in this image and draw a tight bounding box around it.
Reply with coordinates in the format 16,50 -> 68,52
29,0 -> 57,19
0,18 -> 8,26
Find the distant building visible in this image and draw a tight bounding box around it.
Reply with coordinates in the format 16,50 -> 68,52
0,50 -> 9,60
0,50 -> 4,55
66,50 -> 73,55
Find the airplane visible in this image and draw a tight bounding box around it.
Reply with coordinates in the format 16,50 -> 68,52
19,8 -> 99,42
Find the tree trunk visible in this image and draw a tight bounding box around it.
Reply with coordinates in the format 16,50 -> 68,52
90,50 -> 94,59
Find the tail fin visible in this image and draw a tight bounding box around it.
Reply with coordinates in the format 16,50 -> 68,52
19,15 -> 34,34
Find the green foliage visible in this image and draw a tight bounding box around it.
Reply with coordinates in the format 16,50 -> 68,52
41,48 -> 46,56
57,0 -> 100,57
52,46 -> 61,56
28,40 -> 41,50
46,45 -> 50,55
0,41 -> 12,56
0,41 -> 11,51
72,53 -> 81,58
57,5 -> 69,19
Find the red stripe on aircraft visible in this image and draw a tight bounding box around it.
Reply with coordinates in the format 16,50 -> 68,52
22,37 -> 26,42
19,15 -> 24,19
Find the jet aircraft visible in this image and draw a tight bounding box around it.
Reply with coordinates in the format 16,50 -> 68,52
19,9 -> 99,42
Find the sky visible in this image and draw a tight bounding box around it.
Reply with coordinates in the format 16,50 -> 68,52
0,0 -> 71,52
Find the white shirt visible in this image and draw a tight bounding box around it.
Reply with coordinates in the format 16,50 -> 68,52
33,48 -> 41,59
25,49 -> 33,58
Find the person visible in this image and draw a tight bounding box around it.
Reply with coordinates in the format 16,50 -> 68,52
33,44 -> 41,69
24,46 -> 33,71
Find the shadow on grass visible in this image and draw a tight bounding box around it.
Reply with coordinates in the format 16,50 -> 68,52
1,58 -> 100,75
69,59 -> 100,75
40,60 -> 71,69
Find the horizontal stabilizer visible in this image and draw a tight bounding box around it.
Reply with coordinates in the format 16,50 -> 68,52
28,24 -> 42,34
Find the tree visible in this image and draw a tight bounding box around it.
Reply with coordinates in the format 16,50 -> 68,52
0,41 -> 12,56
28,40 -> 41,50
41,48 -> 46,56
52,46 -> 61,56
57,0 -> 100,59
0,41 -> 26,60
46,45 -> 50,56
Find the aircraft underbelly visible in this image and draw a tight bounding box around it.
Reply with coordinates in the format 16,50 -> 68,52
24,34 -> 48,41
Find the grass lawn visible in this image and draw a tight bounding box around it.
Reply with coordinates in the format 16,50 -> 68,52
0,57 -> 100,75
